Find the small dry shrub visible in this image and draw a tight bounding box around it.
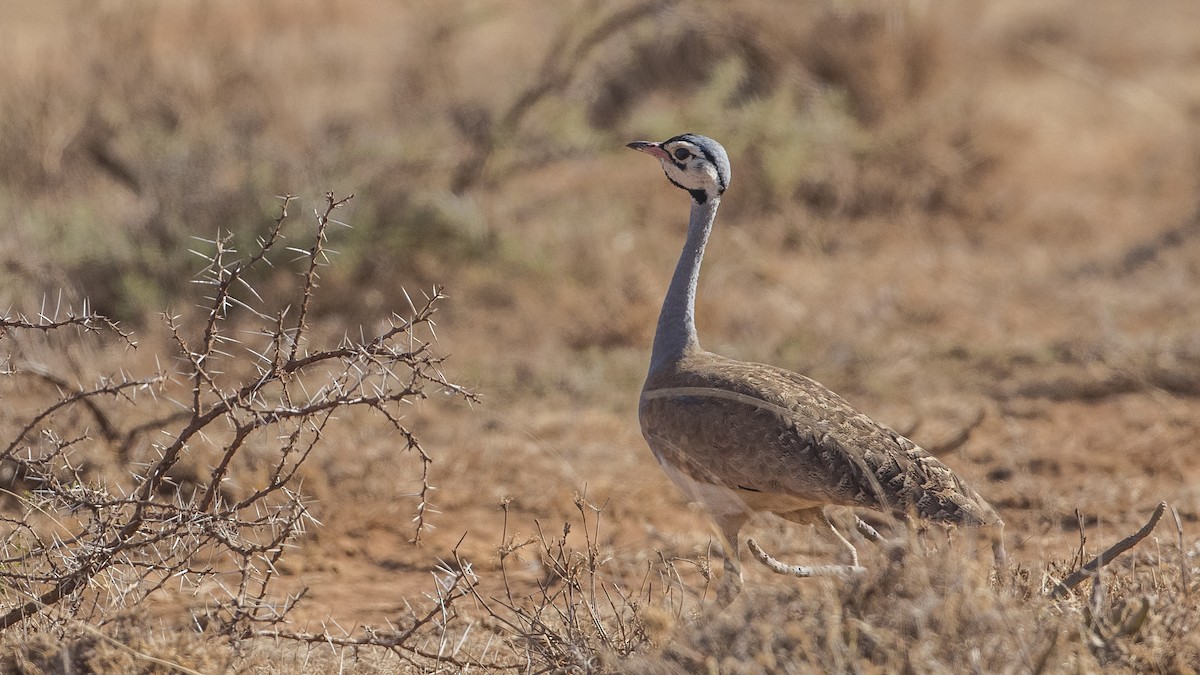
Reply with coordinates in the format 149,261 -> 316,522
0,193 -> 473,660
627,530 -> 1200,674
0,609 -> 238,675
469,496 -> 695,672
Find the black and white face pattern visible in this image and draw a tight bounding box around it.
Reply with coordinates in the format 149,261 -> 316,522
629,133 -> 731,204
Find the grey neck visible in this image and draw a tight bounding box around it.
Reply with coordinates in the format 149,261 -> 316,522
648,197 -> 720,375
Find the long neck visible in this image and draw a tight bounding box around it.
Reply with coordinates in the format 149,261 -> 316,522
649,197 -> 720,374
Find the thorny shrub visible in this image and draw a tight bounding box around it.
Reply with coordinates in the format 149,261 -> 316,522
0,193 -> 474,643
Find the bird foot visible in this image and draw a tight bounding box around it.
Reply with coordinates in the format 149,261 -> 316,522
746,538 -> 866,578
854,516 -> 885,544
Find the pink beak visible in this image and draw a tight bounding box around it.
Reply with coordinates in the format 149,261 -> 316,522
627,140 -> 670,161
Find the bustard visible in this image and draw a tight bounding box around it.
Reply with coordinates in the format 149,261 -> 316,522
628,133 -> 1005,601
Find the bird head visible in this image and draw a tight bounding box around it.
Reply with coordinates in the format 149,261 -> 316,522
627,133 -> 730,204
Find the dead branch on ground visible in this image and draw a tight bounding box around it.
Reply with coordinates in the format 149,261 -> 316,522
1075,212 -> 1200,279
1051,502 -> 1167,599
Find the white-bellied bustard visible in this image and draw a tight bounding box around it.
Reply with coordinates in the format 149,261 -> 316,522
628,133 -> 1005,602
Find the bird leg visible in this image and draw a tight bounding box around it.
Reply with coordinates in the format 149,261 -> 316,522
746,538 -> 866,578
824,512 -> 860,567
774,507 -> 870,570
715,553 -> 744,606
854,515 -> 885,544
989,521 -> 1008,569
712,511 -> 749,606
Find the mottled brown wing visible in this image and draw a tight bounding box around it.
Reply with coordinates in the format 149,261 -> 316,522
640,350 -> 1001,527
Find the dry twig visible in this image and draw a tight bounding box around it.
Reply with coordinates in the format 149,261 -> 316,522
1051,502 -> 1167,598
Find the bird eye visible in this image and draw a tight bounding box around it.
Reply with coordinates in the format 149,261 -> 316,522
673,148 -> 690,161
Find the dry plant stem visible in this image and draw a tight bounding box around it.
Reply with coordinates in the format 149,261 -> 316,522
1,377 -> 161,461
0,306 -> 134,346
1075,509 -> 1088,570
252,547 -> 497,670
746,538 -> 866,578
926,407 -> 986,457
466,497 -> 659,670
19,366 -> 120,442
1,587 -> 207,675
286,192 -> 352,365
1171,506 -> 1191,596
1051,501 -> 1168,598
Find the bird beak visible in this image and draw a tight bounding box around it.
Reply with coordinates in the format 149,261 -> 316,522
627,140 -> 670,161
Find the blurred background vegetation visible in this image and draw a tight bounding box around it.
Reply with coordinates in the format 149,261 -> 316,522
6,0 -> 1199,420
5,0 -> 1197,360
0,0 -> 1042,320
